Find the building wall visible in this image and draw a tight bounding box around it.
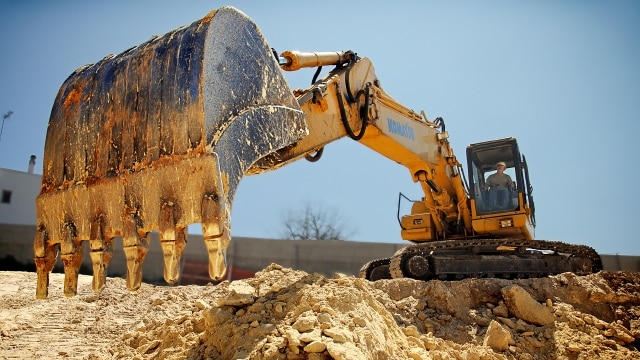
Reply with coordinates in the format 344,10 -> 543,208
0,168 -> 40,226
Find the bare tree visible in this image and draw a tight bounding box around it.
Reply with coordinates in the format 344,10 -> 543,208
280,202 -> 356,241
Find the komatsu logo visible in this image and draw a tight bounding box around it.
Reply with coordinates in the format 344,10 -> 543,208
387,118 -> 415,140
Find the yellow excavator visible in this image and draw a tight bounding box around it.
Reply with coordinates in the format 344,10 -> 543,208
33,7 -> 601,298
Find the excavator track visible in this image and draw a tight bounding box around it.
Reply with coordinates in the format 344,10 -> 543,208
360,239 -> 602,282
358,257 -> 392,281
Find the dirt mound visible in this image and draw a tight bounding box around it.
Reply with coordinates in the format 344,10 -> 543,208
0,267 -> 638,359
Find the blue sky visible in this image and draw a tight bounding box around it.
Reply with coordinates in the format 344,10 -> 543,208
1,1 -> 638,255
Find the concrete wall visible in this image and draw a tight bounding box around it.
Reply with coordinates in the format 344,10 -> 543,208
600,254 -> 640,272
0,223 -> 404,282
1,224 -> 638,285
0,224 -> 37,264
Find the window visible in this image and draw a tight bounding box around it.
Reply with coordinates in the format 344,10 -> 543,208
1,190 -> 12,204
466,140 -> 521,215
471,161 -> 518,214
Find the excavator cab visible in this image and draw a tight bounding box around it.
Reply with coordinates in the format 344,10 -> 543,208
466,138 -> 536,240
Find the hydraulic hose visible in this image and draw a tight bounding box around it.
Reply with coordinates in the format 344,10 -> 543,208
304,147 -> 324,162
335,81 -> 368,141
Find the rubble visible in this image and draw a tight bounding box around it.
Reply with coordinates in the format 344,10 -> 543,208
0,268 -> 638,359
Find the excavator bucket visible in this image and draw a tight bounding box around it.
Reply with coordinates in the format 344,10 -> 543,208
34,6 -> 307,298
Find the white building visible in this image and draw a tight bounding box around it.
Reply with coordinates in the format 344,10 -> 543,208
0,156 -> 41,225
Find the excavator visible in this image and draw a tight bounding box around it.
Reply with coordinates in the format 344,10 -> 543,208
33,6 -> 601,298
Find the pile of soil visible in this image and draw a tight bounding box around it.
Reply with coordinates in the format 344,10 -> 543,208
0,266 -> 638,359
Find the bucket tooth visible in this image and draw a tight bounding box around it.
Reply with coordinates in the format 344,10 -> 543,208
201,194 -> 229,280
89,216 -> 113,293
159,202 -> 186,284
201,194 -> 225,240
160,227 -> 186,284
60,223 -> 84,297
204,234 -> 230,281
34,227 -> 58,299
122,212 -> 149,291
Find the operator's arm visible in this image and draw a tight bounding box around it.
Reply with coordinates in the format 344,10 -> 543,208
482,175 -> 491,191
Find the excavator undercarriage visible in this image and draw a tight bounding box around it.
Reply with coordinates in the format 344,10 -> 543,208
359,239 -> 602,282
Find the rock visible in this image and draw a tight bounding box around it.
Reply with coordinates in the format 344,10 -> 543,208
408,348 -> 430,359
515,319 -> 528,332
203,307 -> 232,326
497,316 -> 517,329
194,299 -> 210,310
262,343 -> 280,357
317,312 -> 332,324
566,344 -> 582,353
323,327 -> 351,343
282,328 -> 301,353
326,342 -> 366,360
401,325 -> 420,338
303,340 -> 326,353
292,315 -> 317,333
352,316 -> 367,327
421,334 -> 439,351
299,328 -> 321,343
416,298 -> 428,311
501,285 -> 555,326
216,289 -> 255,307
139,339 -> 161,354
274,302 -> 286,314
317,305 -> 335,315
475,315 -> 491,327
525,336 -> 545,348
492,302 -> 509,318
483,320 -> 512,352
606,322 -> 636,344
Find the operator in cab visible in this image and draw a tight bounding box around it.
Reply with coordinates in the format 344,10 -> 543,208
483,161 -> 514,210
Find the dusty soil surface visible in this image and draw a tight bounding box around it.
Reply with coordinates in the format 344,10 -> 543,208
0,267 -> 638,359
